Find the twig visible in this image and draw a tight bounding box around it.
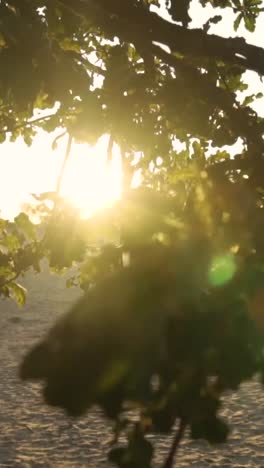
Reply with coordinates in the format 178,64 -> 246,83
162,419 -> 187,468
27,113 -> 57,126
56,133 -> 73,194
51,130 -> 67,150
106,133 -> 114,168
40,133 -> 73,248
0,112 -> 58,135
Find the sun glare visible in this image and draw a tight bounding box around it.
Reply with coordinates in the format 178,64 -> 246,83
0,133 -> 122,220
60,136 -> 122,218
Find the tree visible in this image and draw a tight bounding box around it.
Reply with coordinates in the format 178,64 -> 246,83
1,0 -> 264,466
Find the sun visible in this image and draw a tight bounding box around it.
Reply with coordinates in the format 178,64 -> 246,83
0,133 -> 122,220
59,135 -> 122,218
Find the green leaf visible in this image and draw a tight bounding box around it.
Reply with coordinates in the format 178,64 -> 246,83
250,0 -> 262,5
210,15 -> 222,24
234,13 -> 243,31
244,15 -> 256,32
2,234 -> 20,252
0,132 -> 6,144
14,213 -> 36,240
8,282 -> 27,306
0,266 -> 13,278
242,94 -> 254,107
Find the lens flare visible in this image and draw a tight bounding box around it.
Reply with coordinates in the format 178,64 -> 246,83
208,254 -> 237,287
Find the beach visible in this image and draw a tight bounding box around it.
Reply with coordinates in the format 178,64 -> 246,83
0,264 -> 263,467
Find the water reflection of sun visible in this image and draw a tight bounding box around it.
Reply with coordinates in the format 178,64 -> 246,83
0,133 -> 122,220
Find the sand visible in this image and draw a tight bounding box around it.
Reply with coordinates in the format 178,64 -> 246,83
0,264 -> 263,467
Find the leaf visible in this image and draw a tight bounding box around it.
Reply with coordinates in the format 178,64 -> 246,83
14,213 -> 36,240
8,282 -> 27,306
2,234 -> 20,252
168,0 -> 191,26
59,38 -> 81,53
23,131 -> 34,146
30,191 -> 58,202
250,0 -> 262,5
242,94 -> 254,107
0,266 -> 13,278
210,15 -> 222,24
234,13 -> 242,31
0,285 -> 10,298
244,15 -> 256,32
0,132 -> 6,144
204,15 -> 222,32
191,416 -> 229,444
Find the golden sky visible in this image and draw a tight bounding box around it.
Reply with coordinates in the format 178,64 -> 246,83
0,2 -> 263,220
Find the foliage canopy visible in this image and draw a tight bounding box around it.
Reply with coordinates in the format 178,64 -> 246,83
0,1 -> 264,466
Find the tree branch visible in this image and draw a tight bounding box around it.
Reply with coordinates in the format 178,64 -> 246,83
74,0 -> 264,76
27,113 -> 58,127
163,419 -> 187,468
148,13 -> 264,75
151,43 -> 263,149
0,113 -> 58,136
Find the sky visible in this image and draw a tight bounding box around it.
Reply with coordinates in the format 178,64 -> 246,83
0,133 -> 122,219
0,0 -> 263,220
